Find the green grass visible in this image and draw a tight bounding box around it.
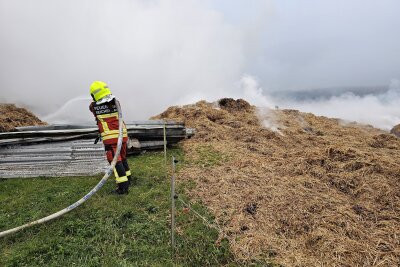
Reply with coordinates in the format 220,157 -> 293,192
0,147 -> 236,267
193,144 -> 231,168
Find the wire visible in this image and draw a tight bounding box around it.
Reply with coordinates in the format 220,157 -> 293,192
176,196 -> 223,235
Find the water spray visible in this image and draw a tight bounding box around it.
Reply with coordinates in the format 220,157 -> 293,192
0,100 -> 124,238
42,96 -> 92,123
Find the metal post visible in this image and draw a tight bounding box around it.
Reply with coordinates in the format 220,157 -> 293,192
163,120 -> 168,178
171,156 -> 177,259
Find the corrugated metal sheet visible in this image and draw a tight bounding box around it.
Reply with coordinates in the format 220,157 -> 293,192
0,140 -> 107,178
0,121 -> 193,178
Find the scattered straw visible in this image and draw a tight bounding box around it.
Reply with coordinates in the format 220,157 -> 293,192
154,98 -> 400,267
0,104 -> 46,132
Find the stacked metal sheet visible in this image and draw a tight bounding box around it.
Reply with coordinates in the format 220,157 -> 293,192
0,140 -> 108,178
0,121 -> 193,178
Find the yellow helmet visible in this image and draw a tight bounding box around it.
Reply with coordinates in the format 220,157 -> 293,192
90,81 -> 112,101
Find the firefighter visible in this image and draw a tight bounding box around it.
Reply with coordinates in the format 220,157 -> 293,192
89,81 -> 132,194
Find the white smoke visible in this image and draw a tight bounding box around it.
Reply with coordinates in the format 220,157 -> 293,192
239,74 -> 274,108
277,79 -> 400,130
0,0 -> 256,123
236,74 -> 282,133
1,0 -> 400,130
386,79 -> 400,100
237,75 -> 400,131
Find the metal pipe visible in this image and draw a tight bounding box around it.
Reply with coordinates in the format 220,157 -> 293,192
0,100 -> 125,238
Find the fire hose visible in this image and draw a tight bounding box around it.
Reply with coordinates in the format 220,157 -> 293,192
0,100 -> 124,238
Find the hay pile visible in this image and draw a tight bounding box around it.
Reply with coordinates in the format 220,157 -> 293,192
0,104 -> 46,132
391,124 -> 400,138
155,98 -> 400,266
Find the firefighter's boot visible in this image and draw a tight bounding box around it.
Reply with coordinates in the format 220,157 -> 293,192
113,181 -> 129,195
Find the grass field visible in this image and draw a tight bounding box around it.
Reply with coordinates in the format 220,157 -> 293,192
0,147 -> 238,266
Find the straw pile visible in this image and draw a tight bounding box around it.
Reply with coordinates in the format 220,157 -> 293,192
154,98 -> 400,266
390,124 -> 400,138
0,104 -> 46,132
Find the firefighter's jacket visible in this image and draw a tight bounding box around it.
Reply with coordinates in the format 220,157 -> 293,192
89,98 -> 128,145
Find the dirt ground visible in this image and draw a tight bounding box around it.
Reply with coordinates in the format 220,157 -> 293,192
154,98 -> 400,267
0,104 -> 46,132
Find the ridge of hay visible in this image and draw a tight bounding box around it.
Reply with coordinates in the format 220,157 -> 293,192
391,124 -> 400,137
154,98 -> 400,266
0,104 -> 46,132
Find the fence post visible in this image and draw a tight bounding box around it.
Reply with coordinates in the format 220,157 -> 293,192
163,120 -> 168,178
171,156 -> 177,260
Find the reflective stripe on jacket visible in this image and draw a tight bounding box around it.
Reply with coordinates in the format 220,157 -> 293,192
89,98 -> 128,145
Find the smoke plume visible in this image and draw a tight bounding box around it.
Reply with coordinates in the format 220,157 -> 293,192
1,0 -> 399,129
